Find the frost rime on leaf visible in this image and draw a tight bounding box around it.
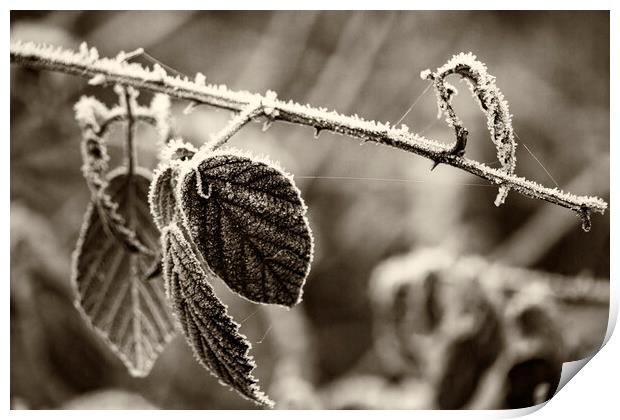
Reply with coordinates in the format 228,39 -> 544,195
72,168 -> 176,376
161,224 -> 273,407
177,150 -> 314,307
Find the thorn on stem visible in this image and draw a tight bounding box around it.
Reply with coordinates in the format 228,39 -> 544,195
262,119 -> 273,132
144,257 -> 162,280
451,126 -> 468,157
579,208 -> 592,232
494,185 -> 510,207
183,101 -> 200,115
431,160 -> 440,171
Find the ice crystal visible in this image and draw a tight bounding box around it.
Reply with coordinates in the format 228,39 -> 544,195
149,93 -> 172,141
88,73 -> 106,86
194,71 -> 206,86
74,96 -> 111,133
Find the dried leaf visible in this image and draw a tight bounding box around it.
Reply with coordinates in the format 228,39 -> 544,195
422,52 -> 517,205
72,167 -> 176,376
161,224 -> 273,407
178,151 -> 313,307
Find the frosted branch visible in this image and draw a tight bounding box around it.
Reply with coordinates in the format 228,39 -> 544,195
10,41 -> 608,229
206,101 -> 264,151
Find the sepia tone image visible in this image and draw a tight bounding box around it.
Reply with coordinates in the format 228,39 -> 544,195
10,10 -> 610,410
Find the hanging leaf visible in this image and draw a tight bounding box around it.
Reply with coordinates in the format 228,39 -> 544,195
161,223 -> 273,407
72,167 -> 176,377
177,150 -> 313,307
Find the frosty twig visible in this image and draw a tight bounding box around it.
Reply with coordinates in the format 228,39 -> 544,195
206,101 -> 264,151
10,41 -> 608,229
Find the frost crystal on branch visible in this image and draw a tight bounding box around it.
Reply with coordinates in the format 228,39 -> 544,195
149,93 -> 172,142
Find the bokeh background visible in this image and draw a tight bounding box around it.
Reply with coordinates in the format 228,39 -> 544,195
10,11 -> 609,409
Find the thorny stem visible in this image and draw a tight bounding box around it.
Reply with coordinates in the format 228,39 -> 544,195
123,87 -> 136,176
205,101 -> 264,152
426,73 -> 468,159
497,265 -> 609,306
10,41 -> 608,228
97,112 -> 156,141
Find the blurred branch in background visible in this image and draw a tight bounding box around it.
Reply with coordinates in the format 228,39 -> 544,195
364,248 -> 604,409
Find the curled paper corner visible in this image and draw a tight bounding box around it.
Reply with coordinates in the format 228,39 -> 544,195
552,288 -> 617,399
602,277 -> 619,345
555,356 -> 595,396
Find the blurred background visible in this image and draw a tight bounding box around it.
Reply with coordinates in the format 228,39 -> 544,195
10,11 -> 609,409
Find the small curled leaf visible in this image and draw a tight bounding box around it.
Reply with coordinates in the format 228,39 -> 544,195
148,141 -> 197,230
177,150 -> 313,307
72,168 -> 176,376
162,224 -> 273,407
149,165 -> 179,230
